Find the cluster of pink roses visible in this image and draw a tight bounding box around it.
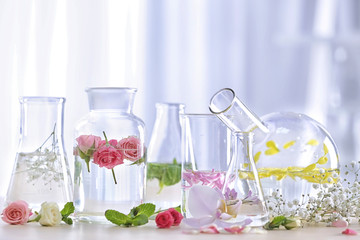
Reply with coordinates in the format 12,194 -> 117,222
155,208 -> 183,229
75,134 -> 142,171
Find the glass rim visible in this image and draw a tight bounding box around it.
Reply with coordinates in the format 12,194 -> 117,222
19,96 -> 66,103
85,87 -> 137,93
209,88 -> 236,114
155,102 -> 185,108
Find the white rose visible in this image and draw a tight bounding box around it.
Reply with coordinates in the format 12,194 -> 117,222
39,202 -> 62,226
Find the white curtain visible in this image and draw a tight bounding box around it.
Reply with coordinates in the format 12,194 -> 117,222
0,0 -> 359,201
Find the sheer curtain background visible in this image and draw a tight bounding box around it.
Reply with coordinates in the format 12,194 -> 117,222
0,0 -> 359,201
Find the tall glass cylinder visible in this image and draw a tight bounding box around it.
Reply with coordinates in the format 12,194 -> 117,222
145,103 -> 184,210
73,87 -> 146,223
6,97 -> 73,210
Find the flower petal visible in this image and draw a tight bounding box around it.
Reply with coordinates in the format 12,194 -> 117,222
342,228 -> 357,235
224,226 -> 245,234
200,225 -> 220,234
188,185 -> 222,217
331,219 -> 348,228
182,216 -> 216,228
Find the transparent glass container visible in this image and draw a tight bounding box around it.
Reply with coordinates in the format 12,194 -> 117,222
209,88 -> 339,203
73,87 -> 146,223
145,103 -> 185,210
181,114 -> 232,217
6,97 -> 73,210
222,132 -> 269,227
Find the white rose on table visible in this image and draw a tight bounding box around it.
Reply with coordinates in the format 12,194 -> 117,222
38,202 -> 62,226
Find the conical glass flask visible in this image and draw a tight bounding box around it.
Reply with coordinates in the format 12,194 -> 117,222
6,97 -> 73,210
222,132 -> 269,227
209,88 -> 339,204
145,103 -> 184,210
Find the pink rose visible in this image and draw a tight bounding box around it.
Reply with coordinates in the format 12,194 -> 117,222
155,211 -> 174,228
167,208 -> 183,226
117,136 -> 142,161
76,135 -> 102,155
98,139 -> 118,148
1,200 -> 31,225
93,145 -> 124,169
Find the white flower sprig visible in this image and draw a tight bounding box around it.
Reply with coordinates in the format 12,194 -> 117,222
266,162 -> 360,225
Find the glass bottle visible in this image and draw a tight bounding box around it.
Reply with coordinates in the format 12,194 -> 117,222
145,103 -> 184,210
209,88 -> 339,203
222,132 -> 269,227
73,87 -> 146,223
6,97 -> 73,210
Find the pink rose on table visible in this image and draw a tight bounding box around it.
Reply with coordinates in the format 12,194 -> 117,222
93,145 -> 124,169
76,135 -> 102,155
155,211 -> 174,228
1,200 -> 31,225
167,208 -> 183,226
118,136 -> 142,161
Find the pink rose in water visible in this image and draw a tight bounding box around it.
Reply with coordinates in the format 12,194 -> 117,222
76,135 -> 102,155
1,200 -> 31,225
118,136 -> 142,161
98,139 -> 118,148
93,145 -> 124,169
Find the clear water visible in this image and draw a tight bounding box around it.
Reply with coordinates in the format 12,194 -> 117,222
6,152 -> 70,210
145,179 -> 181,210
74,156 -> 145,222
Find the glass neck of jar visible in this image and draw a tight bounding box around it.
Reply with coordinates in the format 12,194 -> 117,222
87,88 -> 137,113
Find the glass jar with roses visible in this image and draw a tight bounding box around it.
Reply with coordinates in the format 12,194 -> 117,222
73,88 -> 146,223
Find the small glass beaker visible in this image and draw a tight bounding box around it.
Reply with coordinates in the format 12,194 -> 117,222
181,114 -> 231,217
145,103 -> 185,210
6,97 -> 73,210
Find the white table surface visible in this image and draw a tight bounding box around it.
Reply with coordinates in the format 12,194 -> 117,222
0,221 -> 359,240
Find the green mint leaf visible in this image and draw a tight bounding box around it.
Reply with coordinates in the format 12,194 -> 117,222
131,214 -> 149,226
62,217 -> 73,225
147,161 -> 182,193
264,216 -> 287,230
129,203 -> 155,218
163,164 -> 181,186
61,202 -> 75,218
105,210 -> 133,226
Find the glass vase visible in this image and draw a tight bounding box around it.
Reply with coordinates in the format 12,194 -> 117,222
145,103 -> 185,210
6,97 -> 73,210
73,87 -> 146,223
